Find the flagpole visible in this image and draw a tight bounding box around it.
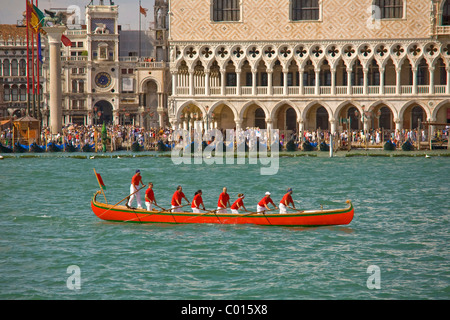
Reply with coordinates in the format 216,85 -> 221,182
26,0 -> 31,116
35,0 -> 41,122
31,12 -> 36,119
139,0 -> 141,59
93,168 -> 108,203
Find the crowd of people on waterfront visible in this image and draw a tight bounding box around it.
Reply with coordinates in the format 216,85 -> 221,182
1,122 -> 448,151
125,169 -> 296,215
0,124 -> 174,151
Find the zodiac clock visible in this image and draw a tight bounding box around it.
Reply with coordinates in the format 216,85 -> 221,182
95,72 -> 112,88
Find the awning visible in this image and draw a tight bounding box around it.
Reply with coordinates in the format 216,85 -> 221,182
0,119 -> 11,126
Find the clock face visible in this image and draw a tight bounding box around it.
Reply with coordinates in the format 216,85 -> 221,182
95,72 -> 112,88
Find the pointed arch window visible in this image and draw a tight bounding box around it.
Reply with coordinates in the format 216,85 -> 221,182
212,0 -> 240,22
442,0 -> 450,25
291,0 -> 320,21
374,0 -> 404,19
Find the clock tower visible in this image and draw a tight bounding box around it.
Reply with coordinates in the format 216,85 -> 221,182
86,1 -> 119,125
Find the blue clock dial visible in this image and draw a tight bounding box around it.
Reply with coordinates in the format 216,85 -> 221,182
95,72 -> 112,88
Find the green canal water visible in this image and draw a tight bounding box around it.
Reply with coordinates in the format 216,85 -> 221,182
0,152 -> 449,300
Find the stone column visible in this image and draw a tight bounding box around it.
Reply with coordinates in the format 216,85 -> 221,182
412,67 -> 418,95
347,68 -> 352,95
205,71 -> 210,96
267,69 -> 273,96
221,69 -> 226,96
299,68 -> 304,95
395,118 -> 402,131
429,67 -> 435,94
298,120 -> 304,142
283,70 -> 288,95
43,26 -> 66,135
157,93 -> 164,128
266,118 -> 273,145
330,119 -> 337,134
379,67 -> 385,95
396,66 -> 401,95
315,68 -> 320,95
189,70 -> 195,96
331,68 -> 336,95
252,69 -> 257,96
171,71 -> 178,96
236,70 -> 241,96
363,68 -> 368,95
235,119 -> 242,132
446,67 -> 450,94
363,118 -> 370,132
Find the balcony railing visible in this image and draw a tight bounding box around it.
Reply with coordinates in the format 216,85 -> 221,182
175,84 -> 449,96
62,56 -> 87,61
435,25 -> 450,35
119,57 -> 167,68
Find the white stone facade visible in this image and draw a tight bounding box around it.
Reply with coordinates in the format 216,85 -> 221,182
168,0 -> 450,136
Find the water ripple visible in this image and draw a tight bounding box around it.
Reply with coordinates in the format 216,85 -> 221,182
0,156 -> 448,299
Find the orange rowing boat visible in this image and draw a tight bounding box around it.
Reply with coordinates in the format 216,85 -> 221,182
91,191 -> 354,227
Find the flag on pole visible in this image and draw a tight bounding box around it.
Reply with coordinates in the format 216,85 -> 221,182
27,1 -> 45,34
61,34 -> 72,47
140,6 -> 148,17
37,33 -> 43,63
96,172 -> 107,190
94,168 -> 108,203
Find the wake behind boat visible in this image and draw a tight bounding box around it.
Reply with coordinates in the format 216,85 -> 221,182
91,191 -> 354,227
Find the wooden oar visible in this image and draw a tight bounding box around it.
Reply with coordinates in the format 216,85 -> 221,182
123,208 -> 162,223
165,202 -> 190,224
241,211 -> 260,217
97,185 -> 147,219
239,209 -> 272,224
261,210 -> 272,225
170,203 -> 191,212
185,209 -> 216,222
153,203 -> 168,211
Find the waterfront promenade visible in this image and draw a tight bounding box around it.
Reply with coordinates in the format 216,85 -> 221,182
1,123 -> 448,153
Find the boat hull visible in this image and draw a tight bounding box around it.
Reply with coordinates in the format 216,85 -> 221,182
91,193 -> 354,227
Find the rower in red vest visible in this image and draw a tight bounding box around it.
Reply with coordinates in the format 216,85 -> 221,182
127,169 -> 145,209
145,182 -> 157,211
217,187 -> 231,213
257,192 -> 278,214
191,190 -> 206,213
231,193 -> 247,214
279,188 -> 296,214
171,185 -> 190,212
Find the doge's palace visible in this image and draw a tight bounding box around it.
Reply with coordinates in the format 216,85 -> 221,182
168,0 -> 450,138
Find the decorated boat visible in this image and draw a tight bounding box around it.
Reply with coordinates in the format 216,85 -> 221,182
91,191 -> 354,227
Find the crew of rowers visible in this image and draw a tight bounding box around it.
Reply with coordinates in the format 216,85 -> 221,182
126,169 -> 297,214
